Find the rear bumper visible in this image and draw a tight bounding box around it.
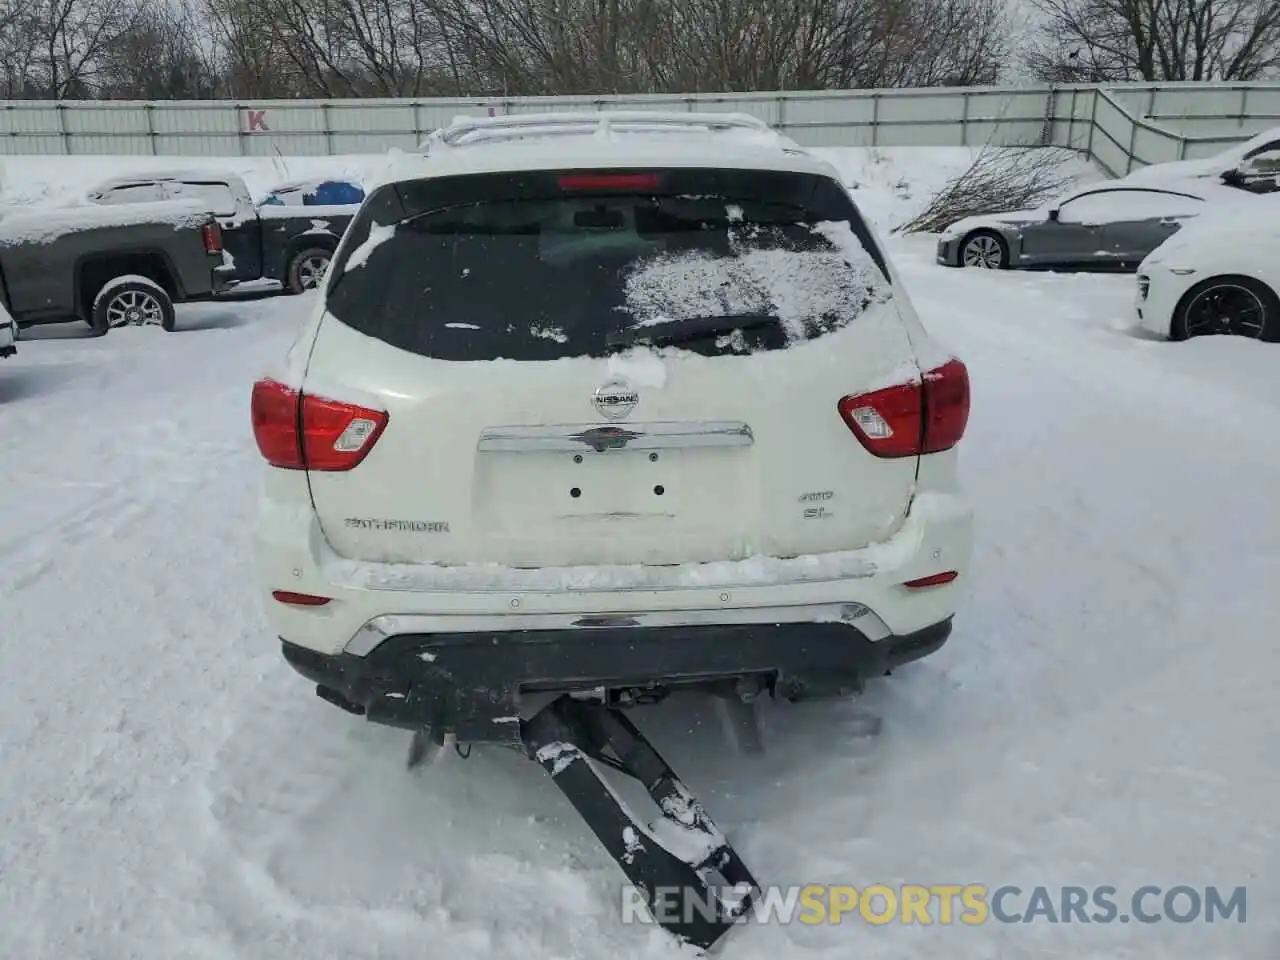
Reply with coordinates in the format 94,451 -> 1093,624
257,482 -> 973,658
280,615 -> 954,741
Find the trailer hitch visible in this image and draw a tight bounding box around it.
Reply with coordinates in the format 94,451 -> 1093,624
522,696 -> 761,952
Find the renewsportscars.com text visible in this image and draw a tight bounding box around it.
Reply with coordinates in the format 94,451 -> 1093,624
621,883 -> 1247,927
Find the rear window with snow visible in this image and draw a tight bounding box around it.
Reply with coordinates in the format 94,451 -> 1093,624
325,169 -> 891,361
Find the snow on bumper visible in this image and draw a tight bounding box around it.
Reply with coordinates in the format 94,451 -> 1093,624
255,478 -> 973,659
0,314 -> 15,359
1134,268 -> 1189,339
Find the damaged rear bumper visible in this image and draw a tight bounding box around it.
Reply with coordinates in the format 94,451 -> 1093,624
280,612 -> 953,742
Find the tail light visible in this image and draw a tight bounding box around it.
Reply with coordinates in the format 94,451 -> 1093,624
251,378 -> 388,471
202,220 -> 223,254
838,358 -> 970,458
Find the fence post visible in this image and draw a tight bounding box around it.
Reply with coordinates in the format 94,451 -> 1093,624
1067,88 -> 1078,149
1126,106 -> 1139,174
870,92 -> 880,147
323,102 -> 334,155
960,90 -> 969,146
776,92 -> 785,135
1240,87 -> 1249,130
56,102 -> 71,156
144,102 -> 157,155
1085,90 -> 1097,162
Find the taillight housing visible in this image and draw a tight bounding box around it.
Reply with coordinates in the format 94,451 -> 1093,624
251,378 -> 388,471
838,358 -> 970,458
202,220 -> 223,255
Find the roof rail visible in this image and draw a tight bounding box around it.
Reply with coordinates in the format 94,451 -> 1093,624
422,111 -> 776,152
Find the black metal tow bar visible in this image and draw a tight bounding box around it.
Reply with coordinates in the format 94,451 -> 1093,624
521,696 -> 761,952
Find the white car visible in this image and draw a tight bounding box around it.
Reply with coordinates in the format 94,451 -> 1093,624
251,111 -> 974,747
0,300 -> 16,359
1136,198 -> 1280,341
1123,126 -> 1280,189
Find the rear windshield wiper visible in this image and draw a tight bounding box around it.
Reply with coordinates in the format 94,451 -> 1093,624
607,313 -> 781,349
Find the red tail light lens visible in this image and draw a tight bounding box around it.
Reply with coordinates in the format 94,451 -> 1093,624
202,221 -> 223,254
251,379 -> 303,468
251,378 -> 388,471
272,590 -> 331,606
921,358 -> 970,454
557,172 -> 661,192
838,358 -> 970,458
837,381 -> 923,458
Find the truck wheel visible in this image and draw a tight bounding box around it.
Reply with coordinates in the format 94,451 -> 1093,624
286,247 -> 333,295
92,278 -> 177,333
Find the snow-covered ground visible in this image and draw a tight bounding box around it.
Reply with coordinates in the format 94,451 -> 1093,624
2,149 -> 1277,960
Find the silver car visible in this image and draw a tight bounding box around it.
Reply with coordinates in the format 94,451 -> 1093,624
935,182 -> 1247,272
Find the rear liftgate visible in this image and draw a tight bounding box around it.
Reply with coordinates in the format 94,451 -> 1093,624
522,696 -> 761,951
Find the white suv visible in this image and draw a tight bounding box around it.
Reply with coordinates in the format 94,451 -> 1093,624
251,112 -> 974,744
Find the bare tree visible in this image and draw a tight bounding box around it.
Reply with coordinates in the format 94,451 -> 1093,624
98,0 -> 221,98
3,0 -> 1015,99
1026,0 -> 1280,82
898,145 -> 1076,234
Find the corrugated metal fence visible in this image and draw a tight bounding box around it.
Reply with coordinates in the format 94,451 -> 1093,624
3,83 -> 1279,174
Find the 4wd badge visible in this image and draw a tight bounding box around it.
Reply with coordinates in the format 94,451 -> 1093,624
593,378 -> 639,421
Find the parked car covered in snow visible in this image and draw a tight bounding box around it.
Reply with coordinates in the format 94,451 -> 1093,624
0,200 -> 230,335
935,180 -> 1251,272
1122,126 -> 1280,193
87,170 -> 361,294
1135,198 -> 1280,341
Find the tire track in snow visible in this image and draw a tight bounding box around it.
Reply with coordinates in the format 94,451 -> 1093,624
194,672 -> 647,959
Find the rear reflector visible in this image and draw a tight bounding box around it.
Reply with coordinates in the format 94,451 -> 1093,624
557,172 -> 661,192
272,590 -> 332,606
838,358 -> 970,458
201,221 -> 223,254
902,571 -> 959,589
251,378 -> 389,471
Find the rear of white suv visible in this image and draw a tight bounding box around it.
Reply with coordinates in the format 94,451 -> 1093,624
251,114 -> 973,743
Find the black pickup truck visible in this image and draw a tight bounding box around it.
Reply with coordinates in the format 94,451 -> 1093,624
0,200 -> 230,335
87,171 -> 361,295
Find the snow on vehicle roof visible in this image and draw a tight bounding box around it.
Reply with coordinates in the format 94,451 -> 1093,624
0,199 -> 211,246
91,169 -> 247,188
1123,128 -> 1280,184
379,130 -> 839,191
